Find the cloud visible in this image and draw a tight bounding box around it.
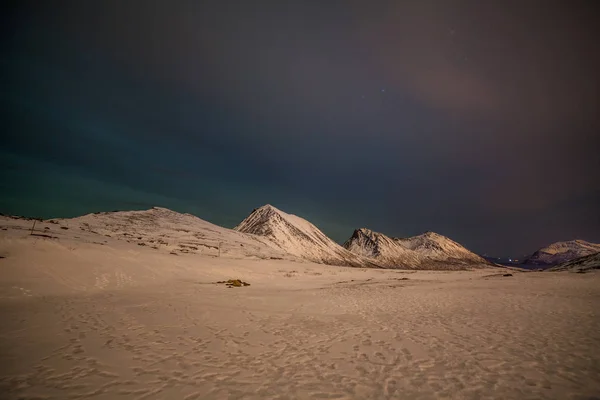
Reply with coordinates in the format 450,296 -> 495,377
3,0 -> 599,256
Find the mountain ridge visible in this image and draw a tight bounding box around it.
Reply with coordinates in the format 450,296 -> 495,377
343,227 -> 491,270
56,206 -> 290,260
234,205 -> 382,268
547,252 -> 600,273
524,240 -> 600,266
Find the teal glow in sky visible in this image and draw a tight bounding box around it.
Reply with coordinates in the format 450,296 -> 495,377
2,1 -> 599,256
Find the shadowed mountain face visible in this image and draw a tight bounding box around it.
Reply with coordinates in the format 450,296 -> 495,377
547,252 -> 600,273
525,240 -> 600,266
343,228 -> 491,270
235,205 -> 381,268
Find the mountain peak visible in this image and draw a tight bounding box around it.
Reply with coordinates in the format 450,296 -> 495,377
344,227 -> 489,270
235,206 -> 380,267
410,231 -> 439,239
410,231 -> 452,241
354,227 -> 376,237
256,204 -> 279,212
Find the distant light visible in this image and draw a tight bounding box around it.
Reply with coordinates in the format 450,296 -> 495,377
381,89 -> 385,92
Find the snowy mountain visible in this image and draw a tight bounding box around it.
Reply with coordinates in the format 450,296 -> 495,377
546,252 -> 600,273
54,207 -> 289,260
524,240 -> 600,266
234,205 -> 382,268
343,228 -> 490,270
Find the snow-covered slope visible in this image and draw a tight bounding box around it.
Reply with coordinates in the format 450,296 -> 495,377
547,252 -> 600,273
525,240 -> 600,266
343,228 -> 490,270
234,205 -> 382,268
54,207 -> 289,260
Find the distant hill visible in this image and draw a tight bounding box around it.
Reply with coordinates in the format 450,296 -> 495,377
524,240 -> 600,266
343,228 -> 492,270
60,207 -> 289,259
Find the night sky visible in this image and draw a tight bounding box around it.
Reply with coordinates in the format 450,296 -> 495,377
2,1 -> 599,257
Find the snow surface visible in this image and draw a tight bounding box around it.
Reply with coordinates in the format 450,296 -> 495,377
1,215 -> 600,399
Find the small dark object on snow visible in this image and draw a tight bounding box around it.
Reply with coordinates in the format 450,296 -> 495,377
503,273 -> 513,277
60,226 -> 69,230
30,233 -> 54,238
217,279 -> 250,288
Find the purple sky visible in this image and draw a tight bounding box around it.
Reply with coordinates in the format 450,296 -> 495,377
2,1 -> 599,256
